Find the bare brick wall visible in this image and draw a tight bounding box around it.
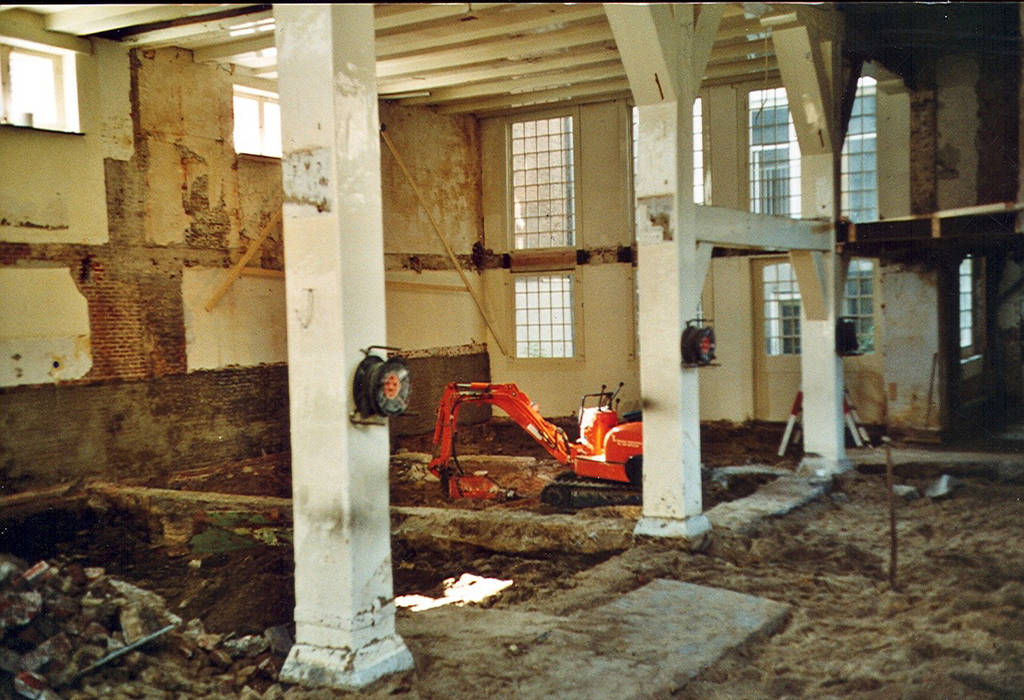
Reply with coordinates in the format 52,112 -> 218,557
0,365 -> 289,491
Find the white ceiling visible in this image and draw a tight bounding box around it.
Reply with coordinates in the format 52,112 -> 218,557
1,3 -> 805,116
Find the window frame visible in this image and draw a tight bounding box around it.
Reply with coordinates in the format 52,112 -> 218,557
958,255 -> 975,358
232,85 -> 281,158
762,260 -> 802,356
510,270 -> 583,362
0,41 -> 79,133
507,109 -> 579,252
747,86 -> 801,219
841,76 -> 879,223
842,258 -> 876,354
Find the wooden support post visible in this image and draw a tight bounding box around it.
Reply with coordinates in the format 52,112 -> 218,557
204,209 -> 282,312
380,125 -> 509,356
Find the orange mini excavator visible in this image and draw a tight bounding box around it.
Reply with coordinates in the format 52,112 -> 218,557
427,382 -> 643,508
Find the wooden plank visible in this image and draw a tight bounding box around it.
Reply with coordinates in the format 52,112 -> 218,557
204,209 -> 282,312
509,249 -> 577,272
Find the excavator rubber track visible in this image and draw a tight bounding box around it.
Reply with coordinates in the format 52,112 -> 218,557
540,472 -> 641,510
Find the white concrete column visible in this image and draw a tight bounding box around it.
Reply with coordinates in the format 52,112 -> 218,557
274,4 -> 413,689
773,15 -> 851,476
632,99 -> 710,540
606,3 -> 718,540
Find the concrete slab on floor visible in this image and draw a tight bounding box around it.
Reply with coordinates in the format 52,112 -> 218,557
705,474 -> 830,535
847,446 -> 1024,482
399,578 -> 791,699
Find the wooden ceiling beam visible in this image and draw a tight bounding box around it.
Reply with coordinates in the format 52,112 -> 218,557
377,18 -> 613,78
119,8 -> 273,49
373,3 -> 509,33
378,43 -> 618,95
375,4 -> 605,57
435,77 -> 631,115
397,60 -> 625,106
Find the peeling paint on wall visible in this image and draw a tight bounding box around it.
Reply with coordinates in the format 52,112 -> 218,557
282,148 -> 333,212
0,268 -> 92,386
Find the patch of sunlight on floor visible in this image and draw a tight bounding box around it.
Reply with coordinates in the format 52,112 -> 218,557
396,573 -> 513,612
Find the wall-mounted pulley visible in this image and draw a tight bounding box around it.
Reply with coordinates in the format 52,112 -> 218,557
836,317 -> 860,356
681,320 -> 716,367
352,346 -> 411,421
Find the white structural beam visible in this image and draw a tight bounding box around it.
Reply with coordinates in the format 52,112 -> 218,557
0,9 -> 92,53
770,11 -> 849,476
274,4 -> 413,690
193,33 -> 275,64
606,3 -> 720,541
695,206 -> 832,251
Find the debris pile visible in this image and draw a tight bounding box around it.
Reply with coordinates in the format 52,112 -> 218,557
1,554 -> 293,699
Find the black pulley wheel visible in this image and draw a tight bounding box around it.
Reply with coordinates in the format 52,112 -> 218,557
681,326 -> 698,364
692,326 -> 716,365
353,354 -> 411,417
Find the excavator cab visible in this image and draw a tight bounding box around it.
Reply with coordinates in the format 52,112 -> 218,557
427,381 -> 643,508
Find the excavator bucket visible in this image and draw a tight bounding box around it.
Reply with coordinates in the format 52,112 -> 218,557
446,473 -> 515,501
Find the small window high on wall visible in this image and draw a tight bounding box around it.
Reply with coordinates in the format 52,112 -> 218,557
748,87 -> 801,218
510,115 -> 575,249
0,42 -> 79,132
233,86 -> 281,157
841,77 -> 878,222
514,274 -> 575,359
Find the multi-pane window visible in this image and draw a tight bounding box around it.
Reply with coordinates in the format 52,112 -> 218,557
843,259 -> 875,353
233,86 -> 281,157
748,87 -> 801,218
631,99 -> 706,204
511,116 -> 575,249
959,256 -> 973,350
841,77 -> 878,222
514,274 -> 575,359
763,262 -> 801,355
0,43 -> 79,132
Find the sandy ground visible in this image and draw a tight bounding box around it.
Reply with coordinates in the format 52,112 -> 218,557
4,421 -> 1022,698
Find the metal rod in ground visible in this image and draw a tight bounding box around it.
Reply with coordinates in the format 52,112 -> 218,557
885,443 -> 898,589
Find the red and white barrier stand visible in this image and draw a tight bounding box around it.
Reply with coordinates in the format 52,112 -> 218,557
778,389 -> 870,456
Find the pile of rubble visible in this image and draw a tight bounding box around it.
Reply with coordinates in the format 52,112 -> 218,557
1,553 -> 293,699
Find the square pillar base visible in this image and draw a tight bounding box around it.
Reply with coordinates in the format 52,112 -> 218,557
280,634 -> 414,690
634,514 -> 711,541
798,454 -> 854,480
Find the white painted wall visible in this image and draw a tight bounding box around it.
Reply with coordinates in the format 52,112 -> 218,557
0,267 -> 91,385
881,263 -> 941,429
385,271 -> 487,350
0,40 -> 128,244
181,268 -> 287,370
876,82 -> 911,219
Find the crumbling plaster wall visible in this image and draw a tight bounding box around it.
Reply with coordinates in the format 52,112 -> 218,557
1,45 -> 288,490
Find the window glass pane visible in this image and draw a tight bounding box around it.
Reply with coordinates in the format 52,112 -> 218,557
842,258 -> 876,352
841,77 -> 878,222
233,94 -> 261,154
748,88 -> 801,218
511,116 -> 575,249
763,262 -> 801,356
10,51 -> 58,126
514,274 -> 574,358
263,100 -> 281,157
959,257 -> 973,349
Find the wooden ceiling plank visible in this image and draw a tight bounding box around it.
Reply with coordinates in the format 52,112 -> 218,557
435,77 -> 631,115
119,8 -> 273,49
378,43 -> 619,94
377,18 -> 613,78
193,32 -> 274,63
376,4 -> 605,57
46,4 -> 251,36
373,3 -> 509,32
398,60 -> 625,105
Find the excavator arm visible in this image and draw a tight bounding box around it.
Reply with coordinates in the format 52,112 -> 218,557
428,382 -> 573,498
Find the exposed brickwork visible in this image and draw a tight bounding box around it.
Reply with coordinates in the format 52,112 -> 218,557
909,88 -> 938,215
0,365 -> 290,491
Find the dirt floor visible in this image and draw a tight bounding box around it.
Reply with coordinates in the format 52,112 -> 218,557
3,420 -> 1022,698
